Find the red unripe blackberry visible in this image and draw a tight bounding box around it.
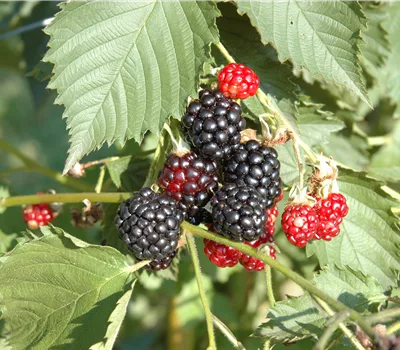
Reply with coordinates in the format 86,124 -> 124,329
265,205 -> 278,236
223,140 -> 281,208
240,233 -> 276,271
211,181 -> 266,242
314,193 -> 349,241
203,239 -> 241,268
115,188 -> 184,262
158,152 -> 218,221
23,203 -> 54,229
281,204 -> 318,247
181,89 -> 246,160
218,63 -> 260,100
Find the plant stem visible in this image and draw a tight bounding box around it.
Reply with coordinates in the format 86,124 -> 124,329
263,340 -> 270,350
1,192 -> 131,208
95,167 -> 106,194
215,42 -> 318,164
185,234 -> 216,350
212,315 -> 246,350
144,131 -> 168,188
0,140 -> 92,192
0,17 -> 54,40
126,259 -> 151,274
315,297 -> 365,350
387,321 -> 400,335
265,265 -> 275,308
183,222 -> 376,339
314,310 -> 350,350
365,308 -> 400,323
292,136 -> 305,189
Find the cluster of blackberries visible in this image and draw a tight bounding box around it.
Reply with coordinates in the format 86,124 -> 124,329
115,63 -> 281,271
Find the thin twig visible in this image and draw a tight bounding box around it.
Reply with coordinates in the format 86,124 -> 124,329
365,308 -> 400,324
291,135 -> 306,189
314,310 -> 350,350
212,315 -> 246,350
95,167 -> 106,194
314,297 -> 365,350
0,17 -> 54,41
186,234 -> 216,350
387,321 -> 400,335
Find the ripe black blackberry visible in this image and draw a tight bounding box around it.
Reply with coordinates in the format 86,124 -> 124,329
115,188 -> 184,262
181,89 -> 246,160
158,151 -> 218,220
186,208 -> 213,226
146,250 -> 177,271
223,140 -> 281,208
211,181 -> 266,242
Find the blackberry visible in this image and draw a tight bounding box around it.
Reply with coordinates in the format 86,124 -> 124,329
158,152 -> 218,219
146,250 -> 177,271
186,208 -> 213,226
203,238 -> 241,268
211,181 -> 266,242
223,140 -> 281,208
181,89 -> 246,160
115,188 -> 184,261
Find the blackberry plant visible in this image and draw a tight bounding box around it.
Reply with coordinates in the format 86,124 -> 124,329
0,1 -> 399,350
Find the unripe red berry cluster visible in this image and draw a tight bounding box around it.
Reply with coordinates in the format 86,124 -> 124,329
281,193 -> 349,248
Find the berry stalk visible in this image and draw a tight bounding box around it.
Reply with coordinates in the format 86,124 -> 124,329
183,222 -> 376,339
0,140 -> 93,192
186,234 -> 217,350
1,192 -> 131,208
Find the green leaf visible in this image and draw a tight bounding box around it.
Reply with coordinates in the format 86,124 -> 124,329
254,293 -> 326,342
43,1 -> 220,173
320,134 -> 369,171
275,141 -> 303,186
105,155 -> 150,191
0,226 -> 137,349
359,4 -> 389,80
383,2 -> 400,117
0,231 -> 17,255
255,266 -> 385,342
297,100 -> 345,147
369,122 -> 400,182
313,266 -> 386,312
215,2 -> 298,128
89,281 -> 137,350
236,1 -> 370,105
307,169 -> 400,288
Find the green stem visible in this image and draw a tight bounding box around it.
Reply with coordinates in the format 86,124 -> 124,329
0,140 -> 92,192
125,260 -> 151,274
215,42 -> 318,164
265,265 -> 275,308
1,192 -> 131,208
144,132 -> 168,188
212,315 -> 246,350
95,167 -> 106,194
314,310 -> 350,350
263,340 -> 270,350
0,167 -> 30,177
315,297 -> 365,350
183,222 -> 376,339
387,321 -> 400,335
365,308 -> 400,323
186,234 -> 216,350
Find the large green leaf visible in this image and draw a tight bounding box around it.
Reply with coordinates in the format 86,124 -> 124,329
44,1 -> 220,173
0,226 -> 137,349
254,266 -> 385,342
383,2 -> 400,117
236,1 -> 370,105
307,169 -> 400,288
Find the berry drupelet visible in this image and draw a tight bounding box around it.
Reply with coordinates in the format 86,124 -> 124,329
211,181 -> 266,242
181,89 -> 246,160
158,152 -> 218,221
115,188 -> 184,262
203,239 -> 241,268
222,140 -> 281,208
